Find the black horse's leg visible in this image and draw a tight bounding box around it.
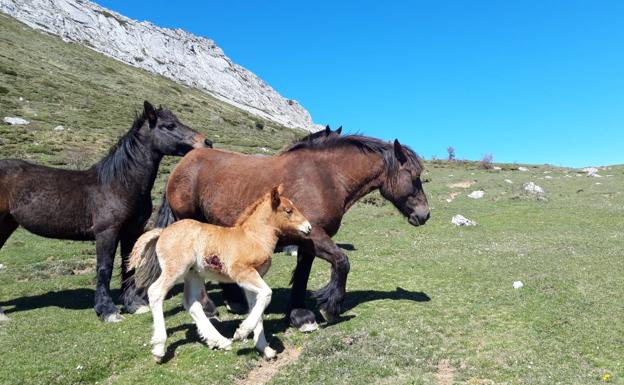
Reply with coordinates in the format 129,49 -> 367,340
119,231 -> 149,314
0,214 -> 18,321
94,228 -> 121,322
288,248 -> 319,331
218,282 -> 248,314
308,230 -> 350,324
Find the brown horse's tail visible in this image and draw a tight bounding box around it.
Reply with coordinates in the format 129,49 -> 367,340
155,189 -> 175,228
127,228 -> 163,289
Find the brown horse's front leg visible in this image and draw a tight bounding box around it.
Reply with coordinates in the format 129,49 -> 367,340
307,230 -> 350,324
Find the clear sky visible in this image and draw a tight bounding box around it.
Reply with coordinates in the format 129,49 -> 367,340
95,0 -> 623,167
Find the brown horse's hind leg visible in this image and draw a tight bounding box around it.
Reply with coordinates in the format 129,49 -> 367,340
0,213 -> 19,321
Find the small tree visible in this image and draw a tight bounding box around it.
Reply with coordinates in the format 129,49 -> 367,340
447,146 -> 455,161
480,153 -> 494,169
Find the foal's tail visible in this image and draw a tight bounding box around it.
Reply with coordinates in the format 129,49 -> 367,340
127,228 -> 163,290
155,189 -> 175,228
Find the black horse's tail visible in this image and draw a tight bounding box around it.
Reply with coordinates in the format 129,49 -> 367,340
155,189 -> 175,228
127,228 -> 163,290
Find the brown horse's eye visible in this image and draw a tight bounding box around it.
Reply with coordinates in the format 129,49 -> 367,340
285,208 -> 293,215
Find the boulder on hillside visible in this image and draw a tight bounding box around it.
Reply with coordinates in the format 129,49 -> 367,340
3,117 -> 29,125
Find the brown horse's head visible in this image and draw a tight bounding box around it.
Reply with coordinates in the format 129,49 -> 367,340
268,184 -> 312,236
379,139 -> 430,226
141,101 -> 212,156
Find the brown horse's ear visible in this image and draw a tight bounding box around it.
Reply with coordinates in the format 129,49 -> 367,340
336,126 -> 342,135
394,139 -> 408,165
144,101 -> 157,127
270,185 -> 281,210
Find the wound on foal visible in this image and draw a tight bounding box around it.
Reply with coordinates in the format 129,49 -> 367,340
203,255 -> 223,273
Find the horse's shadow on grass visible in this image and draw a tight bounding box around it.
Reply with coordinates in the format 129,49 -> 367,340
1,284 -> 430,321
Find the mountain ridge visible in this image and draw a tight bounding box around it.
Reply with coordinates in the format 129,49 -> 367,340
0,0 -> 319,131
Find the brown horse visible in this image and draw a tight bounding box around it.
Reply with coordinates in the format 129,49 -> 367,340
154,132 -> 429,331
0,101 -> 212,322
129,185 -> 311,361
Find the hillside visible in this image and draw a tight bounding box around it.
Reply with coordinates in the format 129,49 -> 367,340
0,0 -> 318,131
0,13 -> 305,170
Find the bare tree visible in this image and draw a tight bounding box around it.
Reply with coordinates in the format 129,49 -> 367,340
447,146 -> 455,161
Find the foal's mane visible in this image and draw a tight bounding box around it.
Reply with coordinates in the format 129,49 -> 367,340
234,194 -> 270,226
281,133 -> 424,177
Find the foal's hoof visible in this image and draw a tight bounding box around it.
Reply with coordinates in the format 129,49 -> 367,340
261,347 -> 277,360
233,328 -> 251,342
104,313 -> 124,323
153,354 -> 164,364
208,338 -> 232,351
0,313 -> 9,322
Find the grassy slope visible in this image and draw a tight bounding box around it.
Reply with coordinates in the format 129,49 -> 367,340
1,13 -> 623,385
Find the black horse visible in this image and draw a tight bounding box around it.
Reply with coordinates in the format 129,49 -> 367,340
0,101 -> 212,322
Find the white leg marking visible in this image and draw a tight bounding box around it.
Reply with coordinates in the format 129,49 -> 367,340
185,271 -> 231,350
243,289 -> 276,359
234,274 -> 272,342
148,277 -> 169,361
0,307 -> 8,322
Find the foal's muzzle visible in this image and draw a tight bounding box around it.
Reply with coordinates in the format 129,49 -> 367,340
299,222 -> 312,236
192,134 -> 213,149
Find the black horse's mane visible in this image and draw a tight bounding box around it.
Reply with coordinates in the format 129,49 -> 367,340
92,111 -> 150,187
281,132 -> 424,177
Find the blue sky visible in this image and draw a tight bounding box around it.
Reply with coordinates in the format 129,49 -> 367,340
95,0 -> 623,167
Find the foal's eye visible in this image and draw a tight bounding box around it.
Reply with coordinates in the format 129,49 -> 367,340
285,208 -> 293,215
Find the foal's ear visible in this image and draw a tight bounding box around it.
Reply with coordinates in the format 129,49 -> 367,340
144,100 -> 157,127
270,185 -> 281,210
393,139 -> 408,165
336,126 -> 342,135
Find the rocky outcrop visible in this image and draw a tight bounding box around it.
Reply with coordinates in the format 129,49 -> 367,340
0,0 -> 319,131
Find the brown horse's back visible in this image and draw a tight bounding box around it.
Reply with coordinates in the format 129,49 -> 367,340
167,148 -> 339,233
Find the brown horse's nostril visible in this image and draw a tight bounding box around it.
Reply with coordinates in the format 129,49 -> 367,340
204,139 -> 213,148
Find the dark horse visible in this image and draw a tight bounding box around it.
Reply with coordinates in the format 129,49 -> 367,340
153,131 -> 429,331
0,101 -> 212,322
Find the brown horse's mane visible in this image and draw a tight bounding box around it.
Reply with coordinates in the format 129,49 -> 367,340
281,132 -> 424,176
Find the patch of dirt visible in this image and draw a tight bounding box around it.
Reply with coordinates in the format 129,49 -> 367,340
448,180 -> 477,189
435,359 -> 455,385
236,345 -> 301,385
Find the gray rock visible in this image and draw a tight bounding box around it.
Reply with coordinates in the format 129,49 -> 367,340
523,181 -> 545,195
3,116 -> 29,125
0,0 -> 320,131
451,214 -> 477,226
518,166 -> 529,172
54,125 -> 65,131
467,190 -> 484,199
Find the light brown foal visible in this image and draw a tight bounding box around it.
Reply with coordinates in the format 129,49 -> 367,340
128,185 -> 311,361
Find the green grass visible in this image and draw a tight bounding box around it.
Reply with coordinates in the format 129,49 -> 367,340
1,164 -> 623,385
1,11 -> 624,385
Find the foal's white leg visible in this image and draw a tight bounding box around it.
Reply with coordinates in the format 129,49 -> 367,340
233,270 -> 272,343
243,289 -> 276,359
0,306 -> 8,322
184,270 -> 231,350
148,274 -> 175,362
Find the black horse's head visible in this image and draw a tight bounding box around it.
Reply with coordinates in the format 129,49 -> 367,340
379,139 -> 430,226
141,101 -> 212,156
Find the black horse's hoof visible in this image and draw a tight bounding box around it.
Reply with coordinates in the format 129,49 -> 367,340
289,308 -> 318,332
122,295 -> 149,315
96,302 -> 121,323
